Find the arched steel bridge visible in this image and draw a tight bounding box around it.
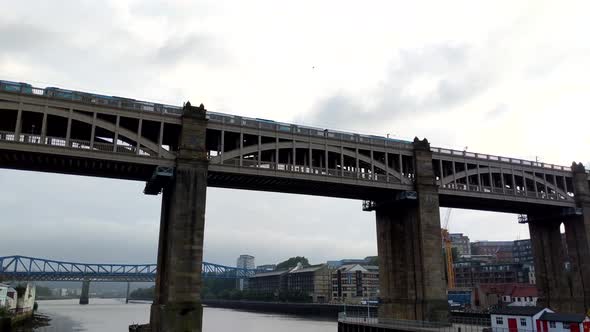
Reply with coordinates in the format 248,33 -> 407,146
0,256 -> 258,282
0,80 -> 588,214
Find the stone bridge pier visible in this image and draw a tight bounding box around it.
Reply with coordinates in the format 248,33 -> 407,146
79,279 -> 90,305
529,163 -> 590,314
374,138 -> 448,322
126,282 -> 131,304
150,103 -> 208,332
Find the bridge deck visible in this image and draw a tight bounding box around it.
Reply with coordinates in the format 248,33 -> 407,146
0,82 -> 587,213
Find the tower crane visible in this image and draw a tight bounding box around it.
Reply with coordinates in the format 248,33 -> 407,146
441,208 -> 455,289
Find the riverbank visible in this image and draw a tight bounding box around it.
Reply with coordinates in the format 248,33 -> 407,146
0,312 -> 52,332
202,299 -> 377,318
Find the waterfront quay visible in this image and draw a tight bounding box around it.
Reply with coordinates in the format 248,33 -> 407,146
337,314 -> 490,332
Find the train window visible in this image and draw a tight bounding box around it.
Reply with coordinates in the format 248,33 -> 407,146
297,127 -> 309,135
2,84 -> 21,92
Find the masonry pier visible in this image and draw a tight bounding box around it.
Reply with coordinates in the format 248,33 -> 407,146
374,138 -> 448,322
149,103 -> 208,332
528,217 -> 570,311
79,279 -> 90,305
564,163 -> 590,313
126,282 -> 131,304
528,163 -> 590,314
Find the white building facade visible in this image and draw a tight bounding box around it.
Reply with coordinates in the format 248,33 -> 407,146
491,307 -> 553,332
237,255 -> 255,270
237,255 -> 255,291
537,312 -> 590,332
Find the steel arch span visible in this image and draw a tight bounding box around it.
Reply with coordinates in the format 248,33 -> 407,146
0,256 -> 257,282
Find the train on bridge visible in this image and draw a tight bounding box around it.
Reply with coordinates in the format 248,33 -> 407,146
0,79 -> 410,145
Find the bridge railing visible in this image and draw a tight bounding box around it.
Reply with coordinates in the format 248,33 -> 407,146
0,130 -> 158,157
0,80 -> 184,116
431,147 -> 570,171
206,111 -> 412,148
216,158 -> 410,184
439,182 -> 570,201
338,311 -> 493,332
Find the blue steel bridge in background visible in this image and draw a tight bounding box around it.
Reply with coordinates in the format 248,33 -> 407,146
0,255 -> 258,282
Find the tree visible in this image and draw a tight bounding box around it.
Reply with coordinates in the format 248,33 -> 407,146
129,286 -> 155,300
366,256 -> 379,266
276,257 -> 310,270
36,286 -> 52,297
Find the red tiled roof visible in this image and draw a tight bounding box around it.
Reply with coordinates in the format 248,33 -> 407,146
476,283 -> 538,298
511,286 -> 537,297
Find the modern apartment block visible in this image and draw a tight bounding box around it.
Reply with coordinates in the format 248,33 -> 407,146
237,254 -> 255,269
449,233 -> 471,256
331,264 -> 379,304
248,263 -> 332,303
471,241 -> 513,257
512,239 -> 534,264
454,262 -> 532,288
287,264 -> 331,303
237,254 -> 255,290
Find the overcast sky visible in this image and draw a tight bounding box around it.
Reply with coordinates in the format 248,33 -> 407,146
1,1 -> 589,267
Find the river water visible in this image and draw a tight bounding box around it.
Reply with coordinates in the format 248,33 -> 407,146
33,299 -> 337,331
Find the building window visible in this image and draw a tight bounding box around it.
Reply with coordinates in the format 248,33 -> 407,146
496,317 -> 504,325
562,323 -> 570,330
549,322 -> 556,328
520,318 -> 526,327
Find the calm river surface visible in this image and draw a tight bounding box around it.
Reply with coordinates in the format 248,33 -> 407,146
34,299 -> 337,331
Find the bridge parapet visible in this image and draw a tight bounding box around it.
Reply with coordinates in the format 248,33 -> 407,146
431,147 -> 571,171
431,147 -> 576,210
0,80 -> 184,116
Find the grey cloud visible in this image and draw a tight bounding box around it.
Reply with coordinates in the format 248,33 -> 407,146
306,44 -> 494,130
153,35 -> 228,66
0,170 -> 160,263
0,22 -> 53,53
0,4 -> 228,95
304,94 -> 369,131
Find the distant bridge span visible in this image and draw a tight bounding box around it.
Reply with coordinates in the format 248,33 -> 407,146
0,255 -> 257,282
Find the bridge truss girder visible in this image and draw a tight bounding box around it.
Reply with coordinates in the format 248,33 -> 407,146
0,256 -> 256,282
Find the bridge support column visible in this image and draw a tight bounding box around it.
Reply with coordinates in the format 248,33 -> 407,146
563,163 -> 590,313
529,218 -> 571,311
126,282 -> 131,304
529,163 -> 590,314
150,103 -> 208,332
375,138 -> 448,322
79,279 -> 90,305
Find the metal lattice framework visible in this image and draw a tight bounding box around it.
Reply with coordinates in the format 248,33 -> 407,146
0,256 -> 257,282
0,80 -> 588,212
